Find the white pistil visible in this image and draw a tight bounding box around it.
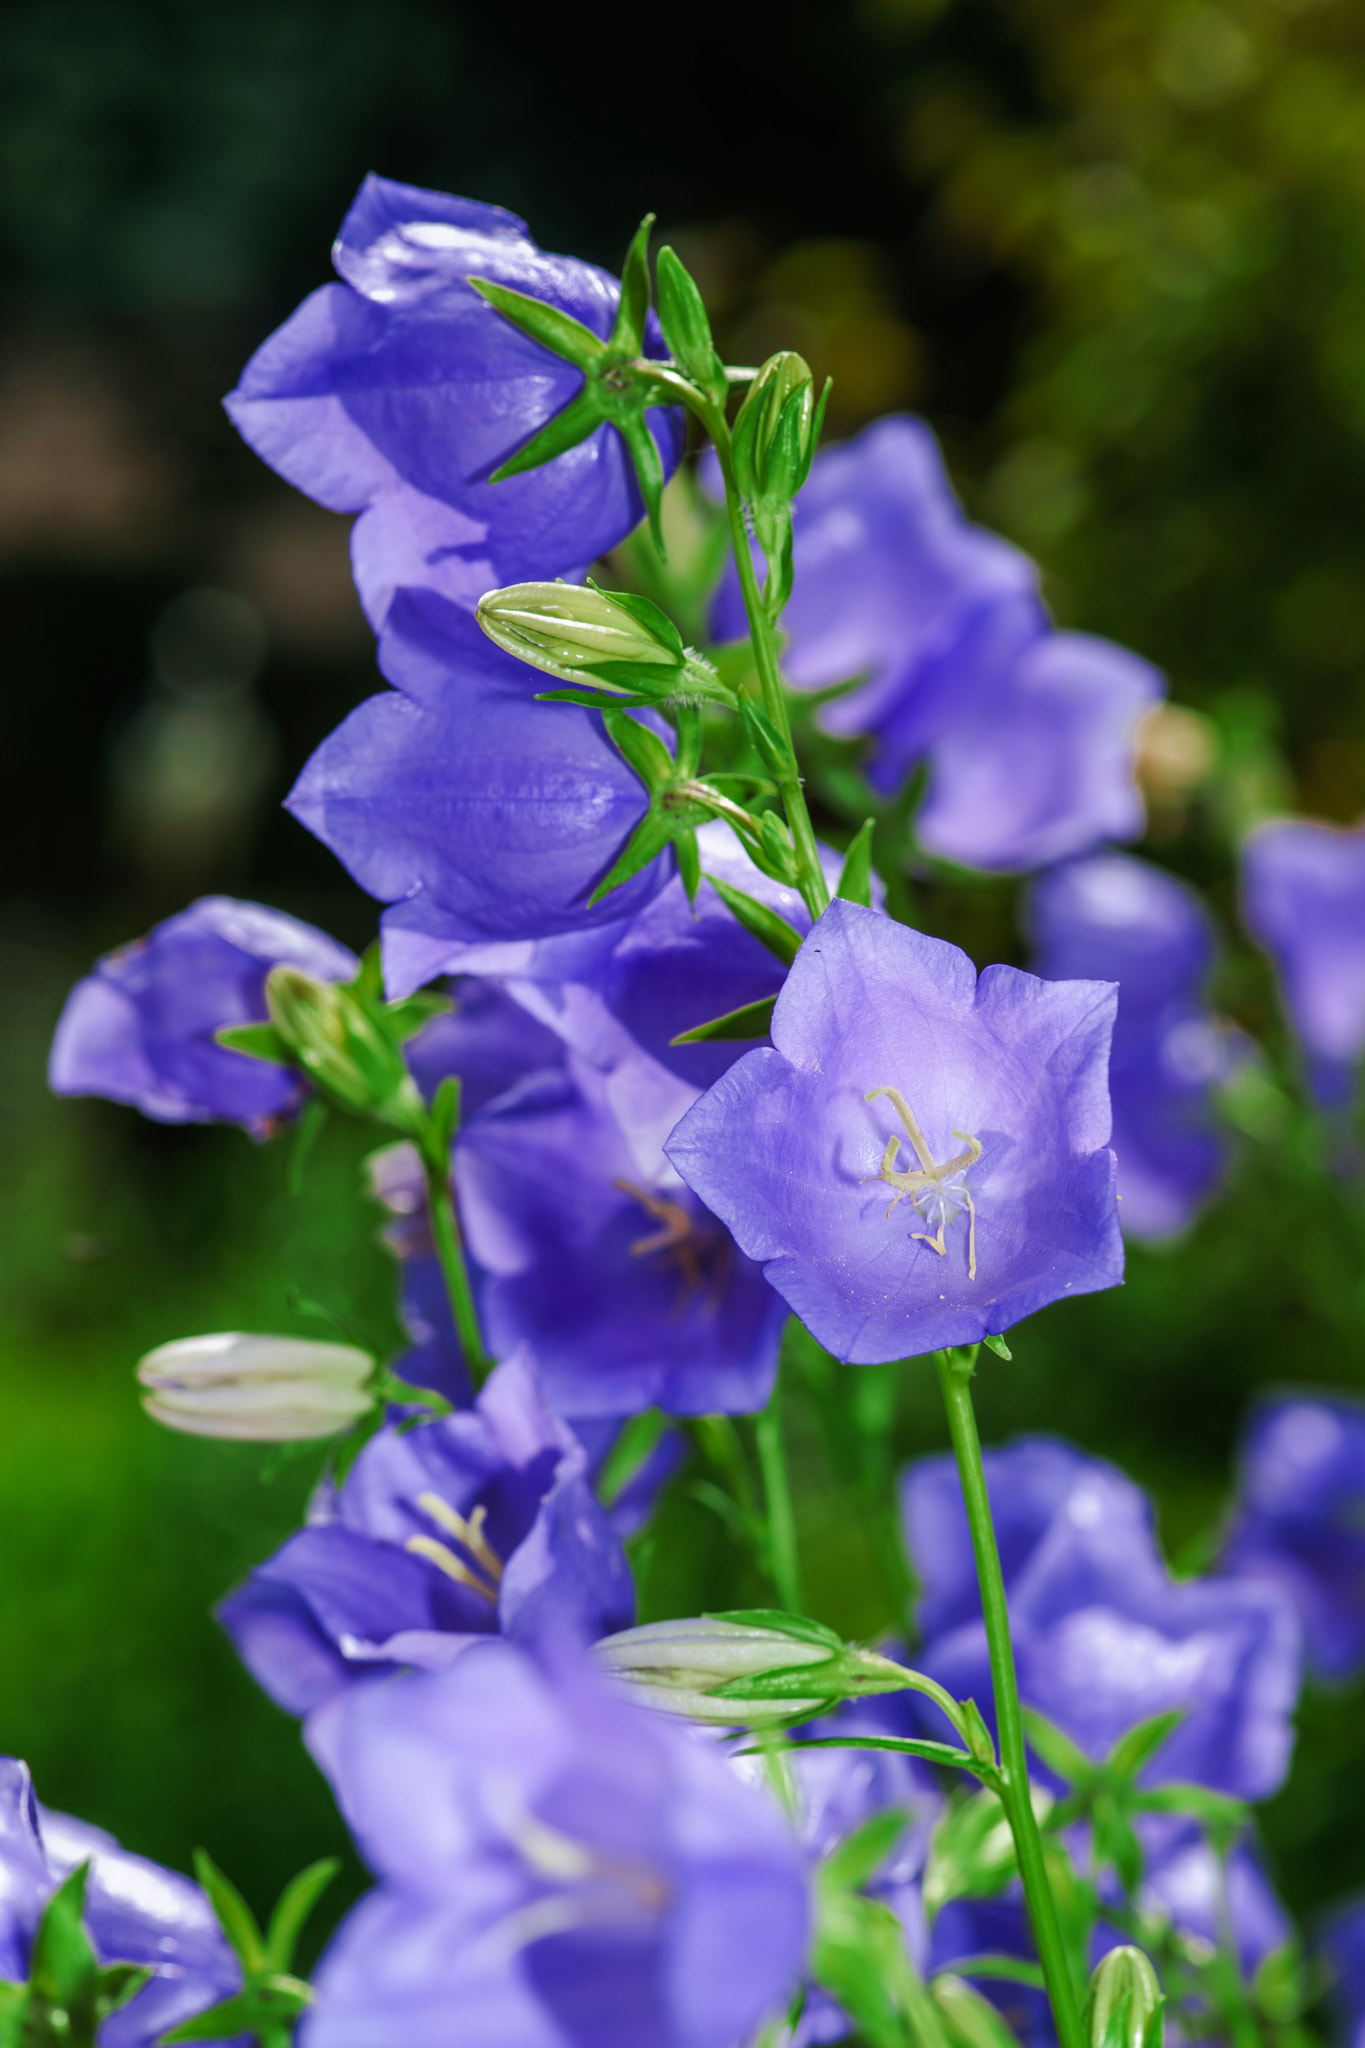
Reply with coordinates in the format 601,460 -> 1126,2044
863,1084 -> 982,1281
404,1494 -> 505,1604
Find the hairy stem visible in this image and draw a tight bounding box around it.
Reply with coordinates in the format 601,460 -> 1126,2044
423,1159 -> 493,1391
934,1347 -> 1086,2048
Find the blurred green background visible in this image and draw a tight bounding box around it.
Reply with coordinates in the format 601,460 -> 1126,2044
3,0 -> 1365,1965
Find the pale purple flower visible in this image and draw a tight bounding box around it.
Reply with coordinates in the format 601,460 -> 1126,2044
902,1437 -> 1301,1801
1222,1393 -> 1365,1682
287,589 -> 671,951
226,175 -> 682,630
1323,1896 -> 1365,2048
0,1758 -> 243,2046
301,1637 -> 810,2048
1241,816 -> 1365,1104
1029,853 -> 1238,1239
666,899 -> 1123,1364
218,1347 -> 634,1717
48,897 -> 356,1137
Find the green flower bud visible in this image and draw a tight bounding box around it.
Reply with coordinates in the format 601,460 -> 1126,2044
1085,1946 -> 1165,2048
265,967 -> 425,1133
731,350 -> 829,509
596,1614 -> 916,1725
137,1333 -> 375,1441
476,580 -> 685,683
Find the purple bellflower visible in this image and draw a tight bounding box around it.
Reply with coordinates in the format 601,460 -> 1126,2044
225,175 -> 682,631
48,897 -> 356,1138
1241,817 -> 1365,1105
1322,1896 -> 1365,2048
218,1346 -> 634,1718
708,418 -> 1161,872
0,1758 -> 243,2047
1222,1393 -> 1365,1682
288,589 -> 671,959
1028,853 -> 1238,1240
902,1437 -> 1301,1801
404,976 -> 566,1116
456,1062 -> 787,1417
666,899 -> 1123,1364
300,1636 -> 810,2048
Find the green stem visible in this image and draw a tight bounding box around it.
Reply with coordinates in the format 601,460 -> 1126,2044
933,1348 -> 1086,2048
423,1158 -> 493,1391
755,1383 -> 803,1613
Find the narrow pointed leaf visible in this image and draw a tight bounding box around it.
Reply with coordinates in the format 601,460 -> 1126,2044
608,215 -> 655,356
490,384 -> 602,483
535,687 -> 658,710
587,811 -> 675,908
821,1809 -> 911,1894
385,992 -> 453,1042
655,245 -> 724,396
192,1850 -> 266,1976
1107,1709 -> 1184,1783
837,819 -> 877,907
264,1857 -> 341,1975
737,699 -> 789,780
704,1608 -> 842,1648
467,276 -> 605,370
602,708 -> 675,791
938,1957 -> 1048,1991
587,583 -> 686,659
671,997 -> 777,1046
97,1963 -> 155,2017
1129,1782 -> 1247,1828
982,1334 -> 1013,1361
28,1864 -> 96,2009
597,1408 -> 670,1508
675,827 -> 701,904
706,876 -> 803,966
787,1735 -> 980,1773
1021,1707 -> 1094,1786
430,1074 -> 462,1159
215,1022 -> 292,1065
617,411 -> 668,554
160,1976 -> 311,2045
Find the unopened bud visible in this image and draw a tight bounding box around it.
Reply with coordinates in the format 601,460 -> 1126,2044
596,1614 -> 914,1725
475,581 -> 723,702
137,1333 -> 375,1441
266,969 -> 423,1131
1085,1946 -> 1164,2048
731,351 -> 828,509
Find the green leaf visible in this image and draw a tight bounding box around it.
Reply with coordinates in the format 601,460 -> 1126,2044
28,1864 -> 97,2012
934,1971 -> 1034,2048
1253,1941 -> 1304,2025
790,1735 -> 981,1774
490,384 -> 603,484
264,1858 -> 341,1975
821,1809 -> 911,1894
215,1021 -> 292,1065
757,810 -> 798,883
429,1074 -> 462,1160
588,581 -> 686,660
1021,1707 -> 1093,1786
617,409 -> 668,553
736,698 -> 790,780
608,215 -> 655,356
924,1793 -> 1018,1919
385,991 -> 453,1042
710,1657 -> 848,1702
836,818 -> 876,907
960,1699 -> 997,1769
597,1408 -> 671,1508
159,1975 -> 312,2044
1092,1792 -> 1144,1897
1106,1710 -> 1184,1784
192,1850 -> 266,1976
535,687 -> 661,711
938,1957 -> 1048,1991
705,875 -> 803,966
670,997 -> 777,1046
1128,1782 -> 1247,1829
982,1333 -> 1013,1362
586,811 -> 676,909
704,1608 -> 842,1649
467,275 -> 604,371
286,1094 -> 329,1197
655,245 -> 725,399
602,707 -> 676,792
811,1888 -> 920,2048
675,827 -> 701,904
97,1963 -> 155,2018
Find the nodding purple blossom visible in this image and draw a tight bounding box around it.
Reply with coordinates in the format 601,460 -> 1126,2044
902,1437 -> 1301,1802
1241,817 -> 1365,1105
1028,853 -> 1239,1240
666,899 -> 1123,1364
225,175 -> 682,631
456,1063 -> 786,1418
1321,1896 -> 1365,2048
0,1758 -> 243,2047
286,589 -> 672,954
707,416 -> 1162,872
48,896 -> 356,1138
1222,1393 -> 1365,1683
217,1347 -> 634,1718
300,1636 -> 810,2048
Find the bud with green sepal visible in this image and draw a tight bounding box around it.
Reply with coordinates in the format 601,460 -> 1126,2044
0,1864 -> 152,2048
730,349 -> 831,617
1084,1946 -> 1164,2048
475,579 -> 730,707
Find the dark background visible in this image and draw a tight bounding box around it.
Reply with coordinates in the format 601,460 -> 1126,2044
4,0 -> 1365,1965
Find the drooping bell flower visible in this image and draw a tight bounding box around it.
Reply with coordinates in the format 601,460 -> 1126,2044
666,899 -> 1123,1364
1222,1393 -> 1365,1682
456,1063 -> 786,1417
225,175 -> 683,629
300,1637 -> 810,2048
218,1347 -> 634,1718
287,590 -> 672,957
0,1758 -> 242,2048
1028,853 -> 1240,1240
1241,816 -> 1365,1105
902,1436 -> 1301,1802
48,897 -> 357,1138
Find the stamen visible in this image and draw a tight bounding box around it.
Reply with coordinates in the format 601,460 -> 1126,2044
405,1535 -> 499,1604
415,1492 -> 504,1583
613,1178 -> 728,1309
863,1086 -> 981,1281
